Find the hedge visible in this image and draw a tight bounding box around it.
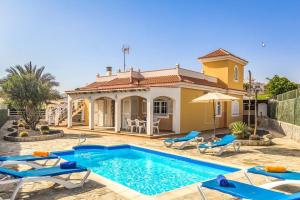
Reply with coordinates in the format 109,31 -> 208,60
0,109 -> 8,128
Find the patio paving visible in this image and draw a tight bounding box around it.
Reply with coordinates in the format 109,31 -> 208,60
1,125 -> 300,200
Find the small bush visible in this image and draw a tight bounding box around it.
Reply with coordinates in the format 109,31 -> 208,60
18,122 -> 25,127
24,124 -> 30,129
12,120 -> 18,125
7,127 -> 14,132
19,131 -> 29,137
40,125 -> 50,134
229,121 -> 250,139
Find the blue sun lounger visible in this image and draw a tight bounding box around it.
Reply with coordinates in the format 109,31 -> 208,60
163,130 -> 201,149
198,134 -> 240,155
0,153 -> 61,168
198,178 -> 300,200
244,166 -> 300,185
0,165 -> 91,200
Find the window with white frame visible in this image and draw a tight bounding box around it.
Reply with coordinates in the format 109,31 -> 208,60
215,101 -> 222,117
234,65 -> 239,81
232,100 -> 239,116
153,100 -> 168,115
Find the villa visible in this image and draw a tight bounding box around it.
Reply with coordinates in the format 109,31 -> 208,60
65,48 -> 247,136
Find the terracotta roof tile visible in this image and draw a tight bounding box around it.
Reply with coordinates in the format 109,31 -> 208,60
180,76 -> 228,89
199,48 -> 247,63
139,75 -> 180,85
70,75 -> 230,93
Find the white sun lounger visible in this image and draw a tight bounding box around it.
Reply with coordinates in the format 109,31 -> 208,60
0,165 -> 90,200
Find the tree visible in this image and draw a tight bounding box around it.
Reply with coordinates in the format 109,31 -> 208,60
2,62 -> 59,130
243,82 -> 250,91
266,75 -> 298,97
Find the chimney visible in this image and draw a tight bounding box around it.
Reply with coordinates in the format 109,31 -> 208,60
106,66 -> 112,76
176,63 -> 180,69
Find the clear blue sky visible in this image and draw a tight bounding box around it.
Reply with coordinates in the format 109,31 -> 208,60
0,0 -> 299,92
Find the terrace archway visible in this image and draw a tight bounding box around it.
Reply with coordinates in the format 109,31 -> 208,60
120,95 -> 147,131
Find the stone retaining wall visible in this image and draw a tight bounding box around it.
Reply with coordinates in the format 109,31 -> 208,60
4,131 -> 64,142
261,118 -> 300,143
237,139 -> 272,146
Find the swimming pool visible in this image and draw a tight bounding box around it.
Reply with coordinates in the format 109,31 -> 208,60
53,145 -> 239,196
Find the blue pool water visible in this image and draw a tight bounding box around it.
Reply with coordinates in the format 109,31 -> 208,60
54,145 -> 239,195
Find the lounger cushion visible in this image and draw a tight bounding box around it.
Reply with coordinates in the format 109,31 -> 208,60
0,154 -> 58,161
164,131 -> 200,143
264,166 -> 287,173
0,166 -> 87,178
248,167 -> 300,180
33,151 -> 50,157
199,135 -> 236,149
202,178 -> 288,200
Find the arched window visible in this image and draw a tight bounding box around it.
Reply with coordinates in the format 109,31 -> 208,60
234,65 -> 239,81
232,100 -> 239,116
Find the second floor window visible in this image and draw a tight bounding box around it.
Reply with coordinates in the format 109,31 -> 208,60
234,65 -> 239,81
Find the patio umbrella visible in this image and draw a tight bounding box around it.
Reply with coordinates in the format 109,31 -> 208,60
192,92 -> 239,137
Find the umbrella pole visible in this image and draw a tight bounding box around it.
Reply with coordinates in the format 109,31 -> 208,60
213,99 -> 216,138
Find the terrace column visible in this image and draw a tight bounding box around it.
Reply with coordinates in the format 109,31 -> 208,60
67,96 -> 73,128
172,98 -> 181,134
88,96 -> 95,130
146,97 -> 153,136
114,98 -> 121,132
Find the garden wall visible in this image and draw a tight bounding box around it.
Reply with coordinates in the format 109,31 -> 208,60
0,109 -> 8,128
261,118 -> 300,143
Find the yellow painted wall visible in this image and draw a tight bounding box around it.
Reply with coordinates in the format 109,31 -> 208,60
202,60 -> 229,86
202,60 -> 244,91
225,94 -> 244,127
157,114 -> 173,131
180,88 -> 224,133
226,60 -> 244,90
180,88 -> 243,133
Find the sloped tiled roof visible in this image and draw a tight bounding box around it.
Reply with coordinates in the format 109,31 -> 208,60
199,48 -> 247,63
72,75 -> 228,93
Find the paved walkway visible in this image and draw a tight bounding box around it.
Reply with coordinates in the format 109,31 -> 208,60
1,125 -> 300,200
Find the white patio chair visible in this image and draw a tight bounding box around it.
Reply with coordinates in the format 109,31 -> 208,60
135,119 -> 146,133
126,119 -> 136,133
153,119 -> 160,134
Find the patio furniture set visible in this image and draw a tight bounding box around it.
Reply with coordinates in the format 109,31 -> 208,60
126,118 -> 160,134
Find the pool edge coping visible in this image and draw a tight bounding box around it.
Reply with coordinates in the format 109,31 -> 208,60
54,143 -> 246,199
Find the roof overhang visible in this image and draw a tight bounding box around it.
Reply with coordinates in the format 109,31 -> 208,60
65,87 -> 149,95
198,55 -> 248,65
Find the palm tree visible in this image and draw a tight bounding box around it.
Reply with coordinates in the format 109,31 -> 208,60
2,62 -> 59,129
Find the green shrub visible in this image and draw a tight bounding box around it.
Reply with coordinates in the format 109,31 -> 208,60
7,127 -> 14,132
18,122 -> 25,127
0,109 -> 8,128
19,131 -> 29,137
40,125 -> 50,134
229,121 -> 250,139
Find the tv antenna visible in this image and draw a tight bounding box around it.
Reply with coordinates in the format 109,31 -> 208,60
122,45 -> 130,72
